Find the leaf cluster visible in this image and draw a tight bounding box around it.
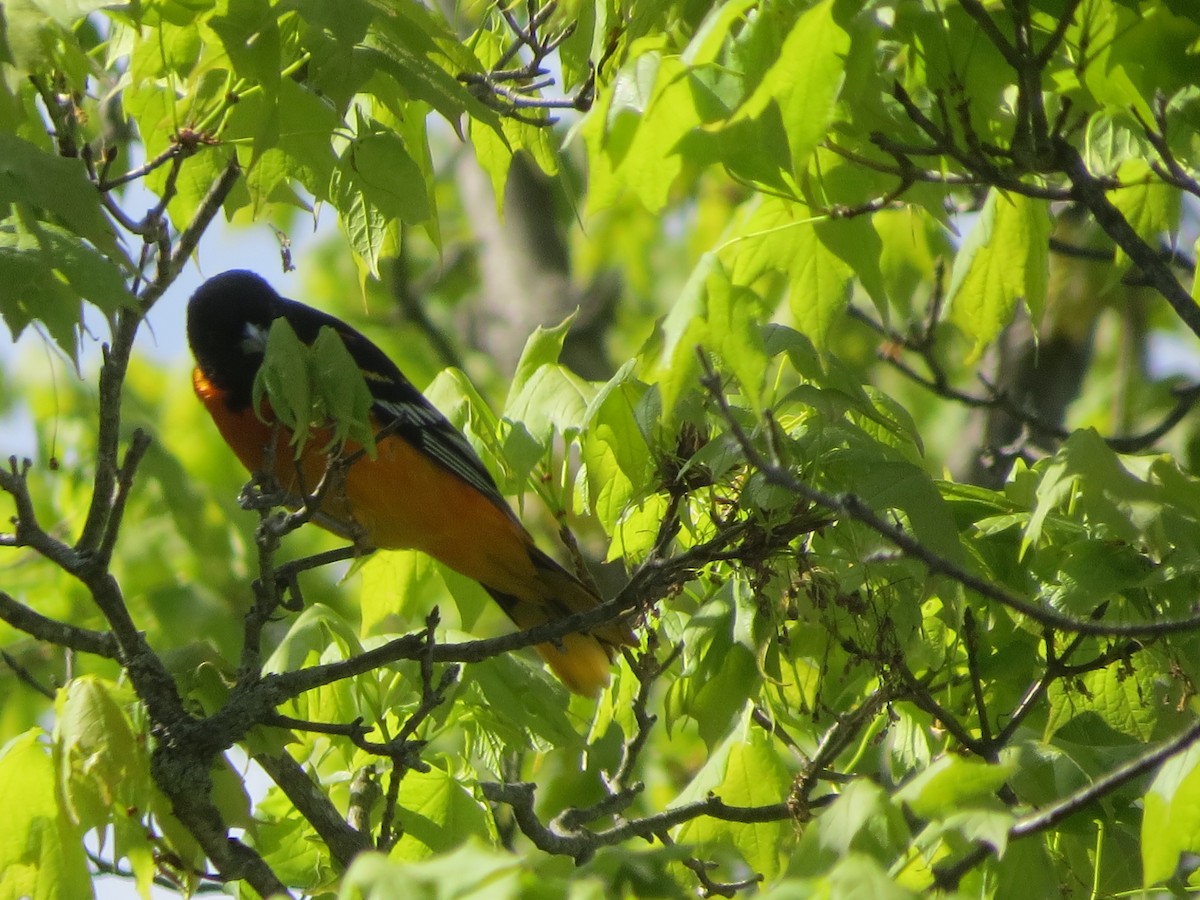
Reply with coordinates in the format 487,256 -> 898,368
5,1 -> 1200,898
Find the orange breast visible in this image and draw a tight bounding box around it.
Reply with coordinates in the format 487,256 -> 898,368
193,366 -> 537,595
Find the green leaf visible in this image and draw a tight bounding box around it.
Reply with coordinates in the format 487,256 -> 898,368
666,588 -> 758,747
1082,0 -> 1200,122
330,114 -> 428,274
0,220 -> 83,359
164,144 -> 251,232
465,26 -> 559,204
266,603 -> 364,673
288,0 -> 374,47
706,270 -> 769,409
1003,741 -> 1090,811
1193,236 -> 1200,304
669,720 -> 741,805
728,0 -> 849,177
361,0 -> 497,132
1042,538 -> 1154,617
335,178 -> 401,277
994,835 -> 1060,900
1110,159 -> 1181,273
311,326 -> 378,456
2,0 -> 105,72
722,197 -> 854,347
875,207 -> 952,317
607,491 -> 673,562
252,318 -> 378,457
820,456 -> 963,563
508,316 -> 572,404
895,755 -> 1015,818
504,363 -> 593,445
1045,659 -> 1167,743
388,763 -> 497,861
387,102 -> 441,250
581,363 -> 654,532
253,317 -> 313,454
675,100 -> 795,194
53,676 -> 144,826
255,785 -> 337,890
245,79 -> 340,209
209,0 -> 281,95
23,0 -> 115,27
210,752 -> 253,830
814,214 -> 888,318
828,855 -> 923,900
341,840 -> 524,900
681,0 -> 761,68
1143,741 -> 1200,886
264,604 -> 364,724
339,124 -> 432,226
0,730 -> 92,900
504,316 -> 595,440
919,808 -> 1019,872
359,549 -> 491,636
676,724 -> 792,880
805,779 -> 908,861
948,189 -> 1051,360
0,134 -> 125,262
1021,429 -> 1160,557
654,251 -> 716,421
584,47 -> 701,213
461,646 -> 582,753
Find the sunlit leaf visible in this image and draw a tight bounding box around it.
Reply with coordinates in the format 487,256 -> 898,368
1143,742 -> 1200,886
948,190 -> 1051,360
728,0 -> 849,176
0,730 -> 92,900
895,755 -> 1015,818
388,763 -> 497,861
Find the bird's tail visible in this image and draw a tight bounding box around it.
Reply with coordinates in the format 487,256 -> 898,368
485,548 -> 636,696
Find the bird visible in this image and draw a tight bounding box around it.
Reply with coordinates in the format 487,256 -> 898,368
186,269 -> 634,695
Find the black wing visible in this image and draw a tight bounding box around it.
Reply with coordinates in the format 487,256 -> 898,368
276,296 -> 512,515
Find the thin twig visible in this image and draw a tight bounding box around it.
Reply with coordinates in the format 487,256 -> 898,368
1,648 -> 56,698
378,610 -> 459,850
851,303 -> 1200,453
97,142 -> 185,191
96,429 -> 152,568
962,609 -> 993,749
459,0 -> 593,123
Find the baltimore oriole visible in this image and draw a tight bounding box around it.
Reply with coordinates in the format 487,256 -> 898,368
187,270 -> 634,695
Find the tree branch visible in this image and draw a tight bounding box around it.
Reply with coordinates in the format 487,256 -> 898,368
0,591 -> 118,658
252,749 -> 373,868
1054,139 -> 1200,339
851,303 -> 1200,454
933,715 -> 1200,890
480,779 -> 792,865
699,352 -> 1200,639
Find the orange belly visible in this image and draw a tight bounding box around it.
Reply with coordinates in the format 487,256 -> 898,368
341,432 -> 538,596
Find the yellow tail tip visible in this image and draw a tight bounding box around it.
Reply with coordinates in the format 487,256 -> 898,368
537,632 -> 625,697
